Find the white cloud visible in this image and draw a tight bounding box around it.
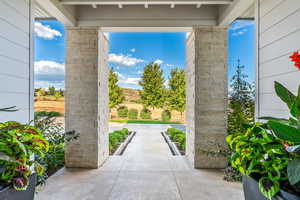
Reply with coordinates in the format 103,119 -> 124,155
232,28 -> 248,36
166,64 -> 174,67
130,48 -> 136,53
229,20 -> 254,31
34,22 -> 62,40
108,53 -> 144,67
119,77 -> 141,85
137,70 -> 143,74
35,60 -> 65,75
154,59 -> 163,65
115,71 -> 125,79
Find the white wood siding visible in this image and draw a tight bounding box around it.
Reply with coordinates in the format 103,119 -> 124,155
0,0 -> 34,123
257,0 -> 300,118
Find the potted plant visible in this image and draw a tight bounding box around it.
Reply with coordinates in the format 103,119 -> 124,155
227,52 -> 300,200
0,121 -> 49,200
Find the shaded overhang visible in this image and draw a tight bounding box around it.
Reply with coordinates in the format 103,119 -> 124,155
35,0 -> 254,27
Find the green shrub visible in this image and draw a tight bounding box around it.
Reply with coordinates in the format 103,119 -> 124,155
108,128 -> 130,154
166,128 -> 186,151
140,108 -> 151,119
161,110 -> 171,121
35,111 -> 62,120
117,106 -> 128,118
128,109 -> 138,119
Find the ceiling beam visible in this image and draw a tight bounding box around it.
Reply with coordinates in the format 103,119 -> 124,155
60,0 -> 233,5
36,0 -> 76,26
218,0 -> 254,26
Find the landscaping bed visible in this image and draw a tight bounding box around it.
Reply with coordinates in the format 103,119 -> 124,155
163,128 -> 185,155
109,128 -> 135,155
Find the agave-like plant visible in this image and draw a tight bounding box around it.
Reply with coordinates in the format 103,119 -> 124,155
261,81 -> 300,191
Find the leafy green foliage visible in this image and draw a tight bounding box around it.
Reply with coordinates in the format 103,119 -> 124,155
226,123 -> 293,199
139,63 -> 166,109
128,109 -> 138,120
161,110 -> 171,122
0,121 -> 49,190
166,68 -> 186,117
261,82 -> 300,192
109,68 -> 125,109
109,128 -> 130,154
48,86 -> 55,96
117,106 -> 128,118
34,116 -> 79,186
166,128 -> 186,151
34,111 -> 62,120
140,108 -> 151,119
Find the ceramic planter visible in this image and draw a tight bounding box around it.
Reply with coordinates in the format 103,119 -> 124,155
243,176 -> 300,200
0,174 -> 36,200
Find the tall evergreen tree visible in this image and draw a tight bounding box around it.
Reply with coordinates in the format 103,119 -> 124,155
228,59 -> 255,133
139,62 -> 166,109
109,68 -> 124,109
167,68 -> 186,117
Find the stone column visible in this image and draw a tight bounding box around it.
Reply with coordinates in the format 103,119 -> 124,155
65,28 -> 109,168
186,27 -> 228,169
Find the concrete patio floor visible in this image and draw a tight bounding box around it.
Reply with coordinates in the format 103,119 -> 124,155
36,124 -> 244,200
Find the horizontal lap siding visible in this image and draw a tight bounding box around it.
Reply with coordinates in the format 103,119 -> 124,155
0,0 -> 32,123
258,0 -> 300,118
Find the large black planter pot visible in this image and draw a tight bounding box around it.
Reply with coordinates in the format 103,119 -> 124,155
243,176 -> 300,200
0,174 -> 36,200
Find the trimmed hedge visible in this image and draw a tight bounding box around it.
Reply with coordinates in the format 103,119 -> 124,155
117,106 -> 128,118
161,110 -> 171,121
166,128 -> 186,151
109,128 -> 130,154
140,108 -> 151,119
34,111 -> 62,120
128,109 -> 138,119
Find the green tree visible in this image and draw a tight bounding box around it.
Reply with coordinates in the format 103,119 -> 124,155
48,86 -> 55,96
109,68 -> 124,109
167,68 -> 186,118
139,62 -> 166,109
228,59 -> 254,134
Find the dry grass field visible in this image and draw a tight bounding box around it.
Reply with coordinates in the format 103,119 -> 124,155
34,88 -> 185,123
35,98 -> 185,123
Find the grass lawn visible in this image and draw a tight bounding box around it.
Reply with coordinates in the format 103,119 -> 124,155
109,119 -> 182,124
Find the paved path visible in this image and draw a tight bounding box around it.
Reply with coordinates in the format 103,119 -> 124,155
36,124 -> 243,200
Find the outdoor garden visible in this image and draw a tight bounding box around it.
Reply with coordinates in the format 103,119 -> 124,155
0,52 -> 300,200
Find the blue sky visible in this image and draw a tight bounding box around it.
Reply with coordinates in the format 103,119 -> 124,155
34,20 -> 254,90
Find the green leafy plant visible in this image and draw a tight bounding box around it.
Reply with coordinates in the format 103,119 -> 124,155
226,123 -> 293,199
109,128 -> 130,154
140,108 -> 151,120
117,106 -> 128,118
34,116 -> 79,186
161,110 -> 171,122
0,121 -> 49,190
260,81 -> 300,193
166,128 -> 186,152
128,109 -> 138,120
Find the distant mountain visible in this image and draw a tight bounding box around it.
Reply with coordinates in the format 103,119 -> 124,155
122,88 -> 141,103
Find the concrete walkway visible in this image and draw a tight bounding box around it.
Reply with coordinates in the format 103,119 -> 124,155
36,124 -> 243,200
